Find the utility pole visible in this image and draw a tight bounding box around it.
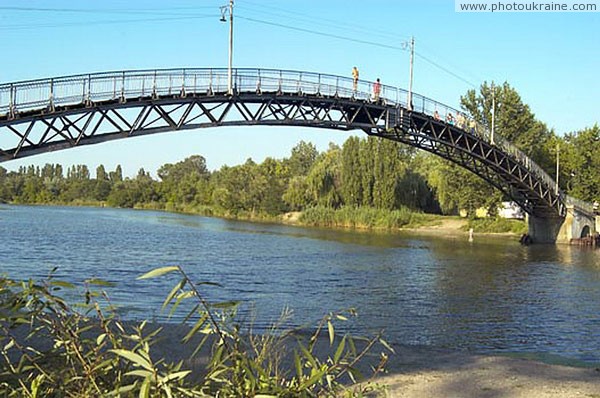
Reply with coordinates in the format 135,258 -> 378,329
407,36 -> 414,111
491,81 -> 495,145
556,143 -> 560,195
228,0 -> 234,95
220,0 -> 234,95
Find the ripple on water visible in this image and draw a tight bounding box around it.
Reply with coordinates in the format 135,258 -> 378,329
1,204 -> 600,365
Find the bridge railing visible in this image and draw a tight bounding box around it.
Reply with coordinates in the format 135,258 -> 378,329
565,195 -> 595,214
0,68 -> 414,116
0,67 -> 562,204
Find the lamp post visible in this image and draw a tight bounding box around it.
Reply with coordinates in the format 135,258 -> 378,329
220,0 -> 234,95
555,143 -> 560,195
403,36 -> 415,110
491,81 -> 495,145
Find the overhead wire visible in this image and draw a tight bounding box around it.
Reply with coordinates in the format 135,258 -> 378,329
236,0 -> 480,88
415,53 -> 477,87
417,41 -> 484,86
3,2 -> 481,88
236,16 -> 406,51
0,15 -> 216,31
236,1 -> 409,43
0,6 -> 216,14
236,14 -> 478,88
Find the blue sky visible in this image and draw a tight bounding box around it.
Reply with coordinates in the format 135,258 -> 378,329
1,0 -> 598,176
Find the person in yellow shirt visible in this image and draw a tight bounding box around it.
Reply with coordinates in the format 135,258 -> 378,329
352,66 -> 359,92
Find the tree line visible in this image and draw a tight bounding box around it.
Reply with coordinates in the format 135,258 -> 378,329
0,83 -> 598,220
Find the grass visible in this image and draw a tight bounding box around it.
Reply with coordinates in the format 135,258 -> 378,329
298,205 -> 441,230
464,217 -> 527,234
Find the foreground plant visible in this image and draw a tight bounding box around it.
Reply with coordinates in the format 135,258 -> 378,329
0,267 -> 392,397
0,272 -> 194,397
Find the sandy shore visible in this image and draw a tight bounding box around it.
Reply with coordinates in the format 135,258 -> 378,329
376,345 -> 600,397
144,324 -> 600,397
3,321 -> 599,397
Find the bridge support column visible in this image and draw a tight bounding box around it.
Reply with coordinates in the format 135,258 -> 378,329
528,205 -> 598,244
527,215 -> 564,243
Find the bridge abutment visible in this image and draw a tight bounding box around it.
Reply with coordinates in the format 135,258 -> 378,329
527,215 -> 564,243
527,205 -> 597,244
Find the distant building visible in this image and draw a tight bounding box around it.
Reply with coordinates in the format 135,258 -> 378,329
498,201 -> 525,219
460,201 -> 525,219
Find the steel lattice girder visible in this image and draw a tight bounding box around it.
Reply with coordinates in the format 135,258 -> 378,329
369,111 -> 563,218
0,94 -> 386,159
0,92 -> 563,217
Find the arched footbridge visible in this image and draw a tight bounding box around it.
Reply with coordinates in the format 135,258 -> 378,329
0,68 -> 595,242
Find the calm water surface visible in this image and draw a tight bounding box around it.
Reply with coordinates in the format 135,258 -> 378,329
1,205 -> 600,364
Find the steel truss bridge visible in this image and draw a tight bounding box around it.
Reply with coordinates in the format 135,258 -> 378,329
0,67 -> 591,219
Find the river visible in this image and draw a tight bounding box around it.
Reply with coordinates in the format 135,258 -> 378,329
1,204 -> 599,365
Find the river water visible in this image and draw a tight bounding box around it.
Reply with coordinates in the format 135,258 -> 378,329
1,205 -> 599,365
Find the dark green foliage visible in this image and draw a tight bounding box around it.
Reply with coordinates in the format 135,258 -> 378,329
560,125 -> 600,201
286,140 -> 318,176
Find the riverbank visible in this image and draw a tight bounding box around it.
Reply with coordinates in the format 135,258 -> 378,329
376,345 -> 600,397
145,324 -> 600,397
146,324 -> 600,397
1,201 -> 527,237
5,320 -> 598,397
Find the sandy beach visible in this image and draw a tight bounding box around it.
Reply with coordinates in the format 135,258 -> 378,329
375,345 -> 600,397
3,321 -> 600,397
148,325 -> 600,398
137,323 -> 600,397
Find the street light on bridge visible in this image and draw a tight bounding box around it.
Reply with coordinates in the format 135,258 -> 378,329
402,37 -> 415,110
220,0 -> 234,95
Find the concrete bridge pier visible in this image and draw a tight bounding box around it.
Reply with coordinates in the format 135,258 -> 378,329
527,215 -> 564,243
528,205 -> 597,244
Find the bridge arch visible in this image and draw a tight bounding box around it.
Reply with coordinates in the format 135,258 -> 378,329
0,67 -> 583,230
581,225 -> 591,238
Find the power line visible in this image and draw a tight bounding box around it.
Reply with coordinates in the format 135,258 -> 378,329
0,6 -> 216,14
0,15 -> 215,31
237,14 -> 478,88
236,1 -> 480,88
236,2 -> 409,43
3,2 -> 482,88
415,52 -> 477,87
237,15 -> 406,51
417,41 -> 484,85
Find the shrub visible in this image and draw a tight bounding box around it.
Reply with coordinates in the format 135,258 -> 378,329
0,267 -> 392,397
465,217 -> 527,234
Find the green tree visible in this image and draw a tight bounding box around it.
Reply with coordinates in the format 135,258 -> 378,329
287,140 -> 318,176
358,138 -> 376,207
420,81 -> 558,216
96,164 -> 108,181
340,136 -> 363,206
560,125 -> 600,201
306,143 -> 342,208
461,81 -> 556,171
282,176 -> 310,210
257,157 -> 289,214
158,156 -> 211,206
109,165 -> 123,183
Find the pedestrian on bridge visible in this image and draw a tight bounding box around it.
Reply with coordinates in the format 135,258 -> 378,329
373,78 -> 381,102
352,66 -> 359,92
